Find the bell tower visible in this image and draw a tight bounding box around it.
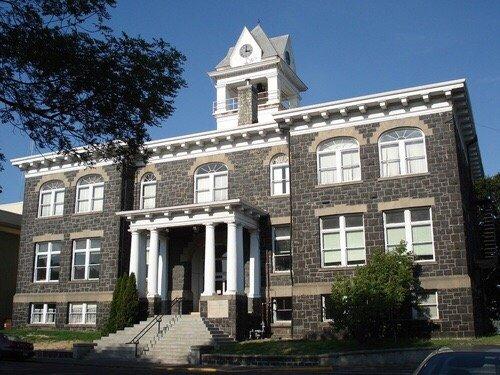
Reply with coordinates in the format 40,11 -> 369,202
208,25 -> 307,130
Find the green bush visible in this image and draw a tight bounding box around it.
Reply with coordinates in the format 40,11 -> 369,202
104,274 -> 140,335
329,242 -> 424,342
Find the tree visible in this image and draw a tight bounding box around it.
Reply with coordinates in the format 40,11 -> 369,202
0,0 -> 186,182
475,173 -> 500,210
104,274 -> 140,334
328,243 -> 425,342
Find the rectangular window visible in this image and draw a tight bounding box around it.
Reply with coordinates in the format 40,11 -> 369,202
72,238 -> 101,280
271,165 -> 290,196
321,214 -> 365,267
273,297 -> 292,322
68,303 -> 97,325
322,295 -> 334,322
273,226 -> 291,272
384,207 -> 434,261
34,242 -> 61,282
30,303 -> 56,324
142,183 -> 156,209
413,292 -> 439,320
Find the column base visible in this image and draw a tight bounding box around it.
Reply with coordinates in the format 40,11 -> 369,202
147,296 -> 161,316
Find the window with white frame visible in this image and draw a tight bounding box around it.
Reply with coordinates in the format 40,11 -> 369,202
38,180 -> 65,217
322,295 -> 334,322
379,128 -> 427,178
75,174 -> 104,213
34,242 -> 61,282
72,238 -> 101,280
384,207 -> 434,261
68,303 -> 97,325
140,172 -> 157,209
320,214 -> 365,267
30,303 -> 56,324
270,154 -> 290,196
272,297 -> 292,322
273,226 -> 291,272
317,137 -> 361,185
413,292 -> 439,320
194,163 -> 228,203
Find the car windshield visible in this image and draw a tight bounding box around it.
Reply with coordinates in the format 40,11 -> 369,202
418,351 -> 500,375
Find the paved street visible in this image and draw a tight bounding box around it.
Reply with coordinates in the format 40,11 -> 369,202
0,359 -> 414,374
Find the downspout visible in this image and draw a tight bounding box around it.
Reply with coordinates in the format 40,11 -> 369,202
284,125 -> 295,339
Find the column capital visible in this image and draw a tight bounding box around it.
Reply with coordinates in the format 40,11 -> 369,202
128,228 -> 139,234
149,227 -> 159,233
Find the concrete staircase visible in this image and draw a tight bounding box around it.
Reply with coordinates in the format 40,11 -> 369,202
87,313 -> 233,364
142,313 -> 234,364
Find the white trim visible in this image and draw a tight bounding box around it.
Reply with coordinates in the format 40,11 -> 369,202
68,302 -> 97,325
321,295 -> 333,322
383,207 -> 435,262
38,187 -> 65,218
320,214 -> 366,268
413,292 -> 439,320
272,297 -> 292,323
316,138 -> 361,185
288,105 -> 452,136
34,241 -> 61,283
270,157 -> 290,196
71,238 -> 101,281
140,173 -> 157,209
194,164 -> 229,204
30,303 -> 56,325
75,177 -> 104,213
378,128 -> 428,178
272,226 -> 291,273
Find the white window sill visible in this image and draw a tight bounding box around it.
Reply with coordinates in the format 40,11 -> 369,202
378,172 -> 430,181
69,279 -> 99,283
270,194 -> 290,198
270,271 -> 291,276
319,264 -> 365,271
271,321 -> 292,327
33,280 -> 59,284
315,180 -> 363,189
37,215 -> 64,220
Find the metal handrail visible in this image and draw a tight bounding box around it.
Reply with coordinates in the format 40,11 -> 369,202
127,298 -> 183,357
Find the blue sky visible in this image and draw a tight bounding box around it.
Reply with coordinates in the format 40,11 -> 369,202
1,0 -> 499,203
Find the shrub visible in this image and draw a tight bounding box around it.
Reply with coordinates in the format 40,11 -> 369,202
104,274 -> 140,335
328,242 -> 425,342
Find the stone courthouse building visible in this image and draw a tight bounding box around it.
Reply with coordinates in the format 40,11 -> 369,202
11,26 -> 486,339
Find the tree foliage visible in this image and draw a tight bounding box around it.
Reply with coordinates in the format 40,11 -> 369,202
475,173 -> 500,210
104,273 -> 140,334
328,243 -> 425,342
0,0 -> 186,174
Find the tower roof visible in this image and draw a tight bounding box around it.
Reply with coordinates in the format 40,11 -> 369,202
215,25 -> 290,69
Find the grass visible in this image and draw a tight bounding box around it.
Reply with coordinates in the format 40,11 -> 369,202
213,335 -> 500,356
0,328 -> 101,345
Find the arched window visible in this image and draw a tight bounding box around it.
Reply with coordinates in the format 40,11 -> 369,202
270,154 -> 289,196
317,137 -> 361,185
75,174 -> 104,213
194,163 -> 228,203
38,180 -> 65,217
140,173 -> 157,209
379,128 -> 427,177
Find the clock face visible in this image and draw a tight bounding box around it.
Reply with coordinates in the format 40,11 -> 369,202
239,44 -> 253,58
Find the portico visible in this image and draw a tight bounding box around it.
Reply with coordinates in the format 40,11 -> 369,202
117,199 -> 265,314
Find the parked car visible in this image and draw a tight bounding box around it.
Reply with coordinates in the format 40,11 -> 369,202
0,333 -> 34,360
414,347 -> 500,374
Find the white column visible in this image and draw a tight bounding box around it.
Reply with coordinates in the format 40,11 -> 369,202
137,232 -> 147,297
129,230 -> 140,279
248,229 -> 261,298
226,222 -> 237,294
236,224 -> 244,294
202,223 -> 216,296
147,228 -> 159,298
157,235 -> 168,300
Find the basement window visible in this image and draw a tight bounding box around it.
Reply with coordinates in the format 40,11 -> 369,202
69,303 -> 97,325
30,303 -> 56,325
272,297 -> 292,322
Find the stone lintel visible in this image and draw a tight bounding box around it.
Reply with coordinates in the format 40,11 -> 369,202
270,216 -> 291,225
69,230 -> 104,240
33,233 -> 64,242
314,204 -> 368,217
377,197 -> 435,211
